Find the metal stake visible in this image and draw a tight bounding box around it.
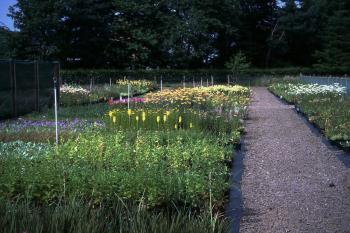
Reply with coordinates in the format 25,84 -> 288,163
54,81 -> 59,145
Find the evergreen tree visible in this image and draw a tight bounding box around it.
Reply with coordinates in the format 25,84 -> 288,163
225,51 -> 251,77
0,25 -> 13,58
238,0 -> 278,67
315,1 -> 350,68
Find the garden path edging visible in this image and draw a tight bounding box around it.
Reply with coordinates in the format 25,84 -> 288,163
226,137 -> 245,233
269,89 -> 350,154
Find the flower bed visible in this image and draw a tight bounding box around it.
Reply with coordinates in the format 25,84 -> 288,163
0,85 -> 250,232
60,80 -> 156,106
268,83 -> 350,149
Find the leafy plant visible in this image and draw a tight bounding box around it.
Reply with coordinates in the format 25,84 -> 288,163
225,52 -> 251,78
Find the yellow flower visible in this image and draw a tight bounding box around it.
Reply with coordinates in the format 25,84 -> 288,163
142,112 -> 146,122
174,124 -> 178,129
156,116 -> 160,123
190,123 -> 193,128
163,115 -> 167,122
108,111 -> 113,118
136,116 -> 139,122
178,116 -> 182,123
127,109 -> 132,116
112,116 -> 117,123
166,111 -> 170,116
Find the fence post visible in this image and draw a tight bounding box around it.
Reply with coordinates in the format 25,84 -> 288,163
10,60 -> 17,117
160,76 -> 163,91
53,78 -> 59,145
127,81 -> 131,109
34,60 -> 39,112
53,62 -> 60,110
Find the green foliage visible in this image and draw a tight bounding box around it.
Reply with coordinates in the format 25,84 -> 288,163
0,26 -> 13,58
0,199 -> 230,233
269,83 -> 350,149
0,130 -> 231,208
225,52 -> 250,76
0,85 -> 250,230
59,80 -> 155,106
314,2 -> 350,69
5,0 -> 350,68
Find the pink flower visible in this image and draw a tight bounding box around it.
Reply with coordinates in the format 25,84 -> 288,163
108,97 -> 144,105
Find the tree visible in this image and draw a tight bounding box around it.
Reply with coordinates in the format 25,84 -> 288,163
225,51 -> 250,78
238,0 -> 278,67
9,0 -> 114,67
9,0 -> 62,60
0,25 -> 13,58
57,0 -> 114,68
314,1 -> 350,68
109,0 -> 240,69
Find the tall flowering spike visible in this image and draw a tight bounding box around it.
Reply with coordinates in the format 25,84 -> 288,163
163,115 -> 167,122
156,116 -> 160,123
108,111 -> 113,118
166,111 -> 170,116
142,112 -> 146,122
112,116 -> 117,123
174,124 -> 178,129
190,123 -> 193,128
136,116 -> 139,122
127,109 -> 132,116
178,116 -> 182,123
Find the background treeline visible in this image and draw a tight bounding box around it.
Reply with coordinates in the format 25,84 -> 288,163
0,0 -> 349,71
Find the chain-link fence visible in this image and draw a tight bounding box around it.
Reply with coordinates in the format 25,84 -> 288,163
0,59 -> 60,120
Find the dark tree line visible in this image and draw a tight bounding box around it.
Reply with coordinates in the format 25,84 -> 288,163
0,0 -> 349,69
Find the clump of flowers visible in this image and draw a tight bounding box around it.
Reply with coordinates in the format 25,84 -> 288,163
144,85 -> 250,109
60,84 -> 97,106
269,82 -> 350,149
0,118 -> 104,133
106,108 -> 197,130
60,84 -> 91,95
271,83 -> 346,97
108,97 -> 144,105
116,79 -> 155,91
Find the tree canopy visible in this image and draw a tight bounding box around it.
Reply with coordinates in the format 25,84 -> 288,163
2,0 -> 349,69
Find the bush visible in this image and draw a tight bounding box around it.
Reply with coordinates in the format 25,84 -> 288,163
60,67 -> 350,85
0,130 -> 231,208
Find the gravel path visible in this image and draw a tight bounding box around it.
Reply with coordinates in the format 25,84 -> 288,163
239,87 -> 350,233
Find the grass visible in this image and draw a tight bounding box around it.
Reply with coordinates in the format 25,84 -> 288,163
0,199 -> 229,233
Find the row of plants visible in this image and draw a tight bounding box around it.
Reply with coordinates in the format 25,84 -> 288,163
61,67 -> 350,84
0,85 -> 250,232
60,79 -> 156,106
268,83 -> 350,149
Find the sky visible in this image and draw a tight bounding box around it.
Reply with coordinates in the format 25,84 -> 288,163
0,0 -> 16,30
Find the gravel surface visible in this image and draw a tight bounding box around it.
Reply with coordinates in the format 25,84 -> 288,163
239,87 -> 350,233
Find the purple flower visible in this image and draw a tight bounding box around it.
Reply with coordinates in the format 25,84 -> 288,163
1,118 -> 105,132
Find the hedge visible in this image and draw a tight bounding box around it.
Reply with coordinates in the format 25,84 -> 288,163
60,67 -> 350,84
